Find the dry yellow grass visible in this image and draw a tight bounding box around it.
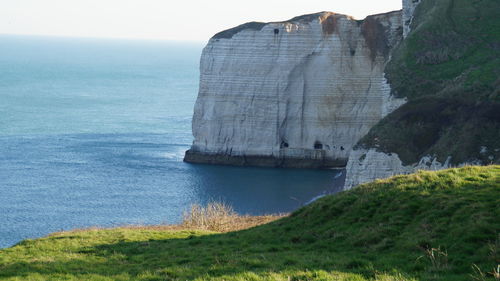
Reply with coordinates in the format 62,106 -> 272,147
50,202 -> 286,236
181,201 -> 286,232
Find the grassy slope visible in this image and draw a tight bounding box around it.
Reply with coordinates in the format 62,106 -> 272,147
1,166 -> 499,281
358,0 -> 500,165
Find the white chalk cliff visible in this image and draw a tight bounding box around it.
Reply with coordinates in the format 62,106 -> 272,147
185,10 -> 405,168
344,150 -> 453,189
184,0 -> 451,189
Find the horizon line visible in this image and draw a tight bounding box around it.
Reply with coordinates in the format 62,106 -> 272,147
0,32 -> 207,44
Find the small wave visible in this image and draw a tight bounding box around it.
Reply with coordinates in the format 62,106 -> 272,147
161,152 -> 182,160
159,148 -> 186,161
54,160 -> 88,165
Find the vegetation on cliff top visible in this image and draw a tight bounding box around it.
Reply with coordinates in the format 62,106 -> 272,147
1,165 -> 498,280
358,0 -> 500,165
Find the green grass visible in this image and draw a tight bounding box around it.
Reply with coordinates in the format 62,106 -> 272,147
1,166 -> 499,280
358,98 -> 500,165
359,0 -> 500,165
387,0 -> 500,100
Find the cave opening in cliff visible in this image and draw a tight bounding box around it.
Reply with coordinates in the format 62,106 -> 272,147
314,142 -> 323,150
280,141 -> 289,148
274,29 -> 279,35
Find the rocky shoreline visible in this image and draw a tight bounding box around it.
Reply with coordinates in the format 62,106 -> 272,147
184,149 -> 347,169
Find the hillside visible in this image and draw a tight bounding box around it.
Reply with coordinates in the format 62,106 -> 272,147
358,0 -> 500,166
1,165 -> 498,280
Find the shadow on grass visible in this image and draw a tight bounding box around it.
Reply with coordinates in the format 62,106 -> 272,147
0,223 -> 415,280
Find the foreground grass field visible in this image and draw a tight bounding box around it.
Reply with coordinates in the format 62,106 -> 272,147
0,166 -> 499,280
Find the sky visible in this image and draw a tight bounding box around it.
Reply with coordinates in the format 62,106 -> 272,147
0,0 -> 402,42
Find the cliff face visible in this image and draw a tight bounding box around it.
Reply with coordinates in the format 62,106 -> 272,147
402,0 -> 420,37
186,0 -> 498,187
185,11 -> 405,168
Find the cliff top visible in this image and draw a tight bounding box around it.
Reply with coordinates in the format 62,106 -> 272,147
1,165 -> 498,280
212,10 -> 402,39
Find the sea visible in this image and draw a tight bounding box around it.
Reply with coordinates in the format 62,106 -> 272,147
0,35 -> 344,248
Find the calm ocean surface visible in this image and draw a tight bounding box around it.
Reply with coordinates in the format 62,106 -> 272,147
0,35 -> 344,248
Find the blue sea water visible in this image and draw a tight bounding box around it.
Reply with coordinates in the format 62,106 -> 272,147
0,35 -> 344,248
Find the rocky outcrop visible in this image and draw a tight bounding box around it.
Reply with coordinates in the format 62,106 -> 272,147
344,149 -> 482,189
345,149 -> 449,189
185,11 -> 405,168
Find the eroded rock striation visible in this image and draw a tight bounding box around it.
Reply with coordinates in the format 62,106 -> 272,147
185,10 -> 405,168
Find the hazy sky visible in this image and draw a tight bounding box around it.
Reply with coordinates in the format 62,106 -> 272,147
0,0 -> 402,42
